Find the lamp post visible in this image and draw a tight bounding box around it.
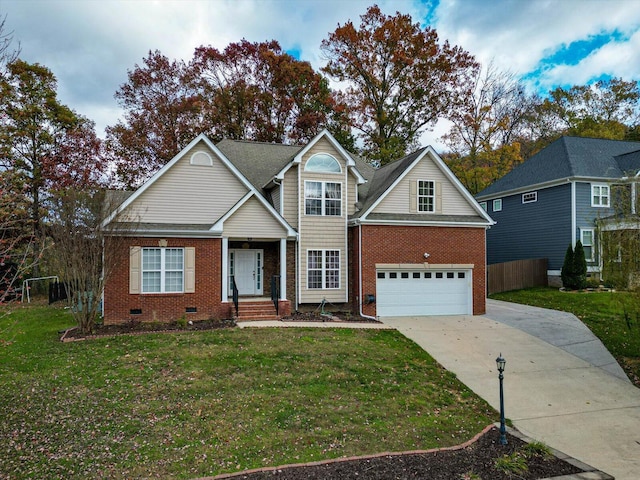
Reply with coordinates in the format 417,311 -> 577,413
496,353 -> 507,445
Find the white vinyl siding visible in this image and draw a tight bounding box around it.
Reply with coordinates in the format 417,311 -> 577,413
374,157 -> 475,215
122,142 -> 248,224
223,196 -> 287,238
305,181 -> 341,216
281,166 -> 298,228
299,137 -> 349,304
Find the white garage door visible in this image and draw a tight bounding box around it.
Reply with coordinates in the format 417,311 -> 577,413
376,269 -> 472,317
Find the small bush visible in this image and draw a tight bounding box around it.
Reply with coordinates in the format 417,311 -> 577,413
495,452 -> 528,475
523,441 -> 552,459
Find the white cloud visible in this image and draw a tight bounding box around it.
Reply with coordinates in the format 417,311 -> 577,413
2,0 -> 639,143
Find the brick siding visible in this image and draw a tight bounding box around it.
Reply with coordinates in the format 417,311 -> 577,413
356,225 -> 487,317
104,237 -> 230,324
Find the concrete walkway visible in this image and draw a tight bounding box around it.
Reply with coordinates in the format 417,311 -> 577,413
382,305 -> 640,480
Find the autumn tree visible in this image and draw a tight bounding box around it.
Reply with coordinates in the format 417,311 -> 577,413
442,63 -> 533,193
105,50 -> 203,188
192,39 -> 341,144
0,60 -> 101,237
528,78 -> 640,146
321,5 -> 478,165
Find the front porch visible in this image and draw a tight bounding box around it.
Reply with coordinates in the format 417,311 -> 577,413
222,238 -> 293,320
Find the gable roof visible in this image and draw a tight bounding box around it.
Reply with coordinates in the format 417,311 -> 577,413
477,136 -> 640,199
354,146 -> 493,226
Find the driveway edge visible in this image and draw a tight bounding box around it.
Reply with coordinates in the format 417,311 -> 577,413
504,425 -> 614,480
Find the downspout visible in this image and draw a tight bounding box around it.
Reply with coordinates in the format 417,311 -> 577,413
358,223 -> 377,321
571,180 -> 576,248
296,166 -> 301,312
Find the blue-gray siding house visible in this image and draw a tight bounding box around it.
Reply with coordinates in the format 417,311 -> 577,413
476,136 -> 640,285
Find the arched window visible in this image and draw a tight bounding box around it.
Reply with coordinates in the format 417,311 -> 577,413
304,153 -> 341,173
190,151 -> 213,166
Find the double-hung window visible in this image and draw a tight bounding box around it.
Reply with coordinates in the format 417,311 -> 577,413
307,250 -> 340,289
581,229 -> 594,262
142,247 -> 184,293
417,180 -> 435,212
592,184 -> 610,207
305,181 -> 341,216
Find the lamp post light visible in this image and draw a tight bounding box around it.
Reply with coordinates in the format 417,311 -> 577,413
496,353 -> 507,445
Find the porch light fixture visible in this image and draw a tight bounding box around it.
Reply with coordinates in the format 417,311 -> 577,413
496,353 -> 507,445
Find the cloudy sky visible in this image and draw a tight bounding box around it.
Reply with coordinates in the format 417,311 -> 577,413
3,0 -> 640,149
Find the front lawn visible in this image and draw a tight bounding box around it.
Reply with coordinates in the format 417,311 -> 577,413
491,287 -> 640,384
0,304 -> 495,479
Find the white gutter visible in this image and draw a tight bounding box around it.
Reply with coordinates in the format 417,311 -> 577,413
358,223 -> 377,321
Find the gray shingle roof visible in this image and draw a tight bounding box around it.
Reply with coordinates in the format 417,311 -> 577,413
215,139 -> 303,191
476,136 -> 640,199
352,148 -> 427,217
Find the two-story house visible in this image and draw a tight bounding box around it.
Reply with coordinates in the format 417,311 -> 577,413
476,136 -> 640,286
102,130 -> 493,324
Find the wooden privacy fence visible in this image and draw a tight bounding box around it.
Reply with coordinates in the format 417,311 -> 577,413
488,258 -> 548,295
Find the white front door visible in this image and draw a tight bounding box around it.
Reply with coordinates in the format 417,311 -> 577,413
230,249 -> 263,296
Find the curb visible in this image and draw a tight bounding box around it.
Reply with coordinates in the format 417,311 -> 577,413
194,423 -> 613,480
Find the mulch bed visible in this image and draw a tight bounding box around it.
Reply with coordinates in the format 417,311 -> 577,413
205,426 -> 583,480
61,317 -> 236,340
61,311 -> 378,340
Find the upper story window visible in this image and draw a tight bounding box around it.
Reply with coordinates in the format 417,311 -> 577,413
190,151 -> 213,166
592,184 -> 610,207
522,191 -> 537,204
479,202 -> 487,211
493,199 -> 502,212
142,247 -> 184,293
418,180 -> 435,212
305,181 -> 342,216
304,153 -> 341,173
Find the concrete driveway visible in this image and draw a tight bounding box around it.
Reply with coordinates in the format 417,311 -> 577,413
381,300 -> 640,480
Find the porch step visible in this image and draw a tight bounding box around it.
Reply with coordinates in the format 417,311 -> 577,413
235,300 -> 280,321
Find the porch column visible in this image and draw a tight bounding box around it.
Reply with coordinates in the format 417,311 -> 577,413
280,238 -> 287,300
221,237 -> 228,302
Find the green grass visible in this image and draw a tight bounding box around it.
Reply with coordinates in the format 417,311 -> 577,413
0,304 -> 495,479
491,287 -> 640,383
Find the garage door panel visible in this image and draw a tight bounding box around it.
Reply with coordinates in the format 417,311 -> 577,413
376,269 -> 471,317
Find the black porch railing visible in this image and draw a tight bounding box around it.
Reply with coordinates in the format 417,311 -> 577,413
271,275 -> 280,315
230,275 -> 239,317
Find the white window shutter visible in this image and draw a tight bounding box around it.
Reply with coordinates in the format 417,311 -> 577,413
409,180 -> 417,213
435,181 -> 443,213
185,247 -> 196,293
129,246 -> 141,294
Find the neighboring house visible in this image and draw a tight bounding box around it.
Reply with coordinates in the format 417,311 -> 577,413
102,130 -> 493,324
476,136 -> 640,286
